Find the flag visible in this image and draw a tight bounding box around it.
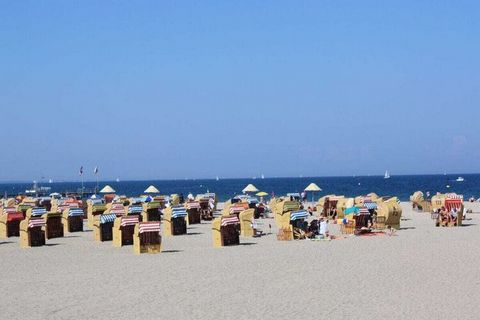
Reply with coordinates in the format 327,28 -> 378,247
94,166 -> 99,175
79,166 -> 83,176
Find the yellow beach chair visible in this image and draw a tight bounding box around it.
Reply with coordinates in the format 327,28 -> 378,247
376,198 -> 402,230
0,207 -> 25,238
133,222 -> 162,254
113,215 -> 140,247
87,199 -> 107,229
19,217 -> 46,248
212,214 -> 240,247
239,208 -> 255,237
93,213 -> 116,242
163,205 -> 188,236
185,201 -> 201,224
62,206 -> 85,233
141,201 -> 161,221
26,207 -> 63,239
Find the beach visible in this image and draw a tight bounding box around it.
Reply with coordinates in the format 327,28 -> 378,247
1,201 -> 480,320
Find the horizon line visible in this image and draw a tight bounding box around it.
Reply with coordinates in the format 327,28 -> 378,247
0,172 -> 476,184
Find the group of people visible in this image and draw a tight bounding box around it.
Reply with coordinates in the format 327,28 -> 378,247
435,206 -> 460,226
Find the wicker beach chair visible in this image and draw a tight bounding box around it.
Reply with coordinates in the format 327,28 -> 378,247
289,210 -> 309,240
133,222 -> 162,254
19,217 -> 46,248
376,198 -> 402,230
26,207 -> 63,239
0,207 -> 25,238
163,206 -> 188,236
212,215 -> 240,247
239,208 -> 255,237
141,201 -> 161,222
87,199 -> 107,229
113,215 -> 140,247
185,201 -> 201,224
62,207 -> 85,233
93,213 -> 116,242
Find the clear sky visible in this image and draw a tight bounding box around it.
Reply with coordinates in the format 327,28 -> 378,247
1,1 -> 479,181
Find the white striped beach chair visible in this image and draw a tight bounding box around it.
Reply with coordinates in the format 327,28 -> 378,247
163,206 -> 187,236
62,206 -> 85,233
212,214 -> 240,247
133,222 -> 162,254
93,213 -> 116,242
19,217 -> 46,248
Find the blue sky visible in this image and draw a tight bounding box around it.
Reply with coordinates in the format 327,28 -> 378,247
0,1 -> 479,181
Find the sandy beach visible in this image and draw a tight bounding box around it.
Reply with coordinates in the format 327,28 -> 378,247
1,201 -> 480,320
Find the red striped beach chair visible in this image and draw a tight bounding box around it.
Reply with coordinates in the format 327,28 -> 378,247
133,222 -> 162,254
212,215 -> 240,247
0,207 -> 25,238
20,217 -> 46,248
113,215 -> 140,247
185,201 -> 201,224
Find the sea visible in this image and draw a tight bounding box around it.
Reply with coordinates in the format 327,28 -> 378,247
1,174 -> 479,202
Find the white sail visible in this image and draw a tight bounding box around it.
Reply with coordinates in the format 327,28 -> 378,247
384,170 -> 390,179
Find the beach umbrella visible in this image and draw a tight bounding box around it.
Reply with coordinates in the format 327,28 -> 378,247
242,184 -> 259,193
144,185 -> 160,194
304,183 -> 322,202
256,191 -> 269,203
100,185 -> 116,193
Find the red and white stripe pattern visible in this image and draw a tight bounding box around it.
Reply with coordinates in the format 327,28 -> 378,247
110,204 -> 125,216
221,215 -> 240,226
186,202 -> 200,209
446,193 -> 463,200
230,206 -> 246,214
28,218 -> 46,229
445,199 -> 462,211
139,222 -> 161,234
3,207 -> 17,215
120,216 -> 139,227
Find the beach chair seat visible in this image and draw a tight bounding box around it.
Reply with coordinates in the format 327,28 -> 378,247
93,214 -> 116,242
163,206 -> 188,236
212,215 -> 240,247
113,215 -> 140,247
185,202 -> 201,224
0,207 -> 25,238
133,222 -> 162,254
19,218 -> 46,248
62,207 -> 85,233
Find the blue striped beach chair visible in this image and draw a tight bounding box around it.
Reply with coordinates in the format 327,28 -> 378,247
163,206 -> 187,236
93,213 -> 117,242
62,206 -> 85,233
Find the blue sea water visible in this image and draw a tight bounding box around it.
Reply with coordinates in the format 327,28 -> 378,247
1,174 -> 479,202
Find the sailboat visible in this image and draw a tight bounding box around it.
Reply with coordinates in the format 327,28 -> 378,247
384,170 -> 391,179
216,176 -> 219,181
261,173 -> 265,179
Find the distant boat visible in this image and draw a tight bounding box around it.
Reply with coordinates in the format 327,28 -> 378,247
116,178 -> 120,182
48,179 -> 53,183
216,176 -> 219,181
446,185 -> 451,188
456,177 -> 465,182
384,170 -> 391,179
261,173 -> 265,179
252,176 -> 257,180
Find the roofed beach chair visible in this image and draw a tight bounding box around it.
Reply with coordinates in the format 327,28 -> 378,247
239,208 -> 255,237
141,201 -> 161,221
163,205 -> 188,236
376,198 -> 402,229
62,206 -> 85,233
87,199 -> 107,229
227,202 -> 250,218
113,215 -> 140,247
212,214 -> 240,247
290,210 -> 309,240
26,207 -> 63,239
274,200 -> 300,228
433,193 -> 463,227
112,204 -> 142,246
93,213 -> 116,242
185,201 -> 201,224
0,207 -> 25,238
133,222 -> 162,254
19,217 -> 46,248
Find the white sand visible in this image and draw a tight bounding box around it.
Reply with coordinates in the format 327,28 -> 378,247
1,202 -> 480,319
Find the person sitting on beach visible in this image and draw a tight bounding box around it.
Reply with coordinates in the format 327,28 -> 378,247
450,208 -> 458,223
319,218 -> 329,238
307,206 -> 313,216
